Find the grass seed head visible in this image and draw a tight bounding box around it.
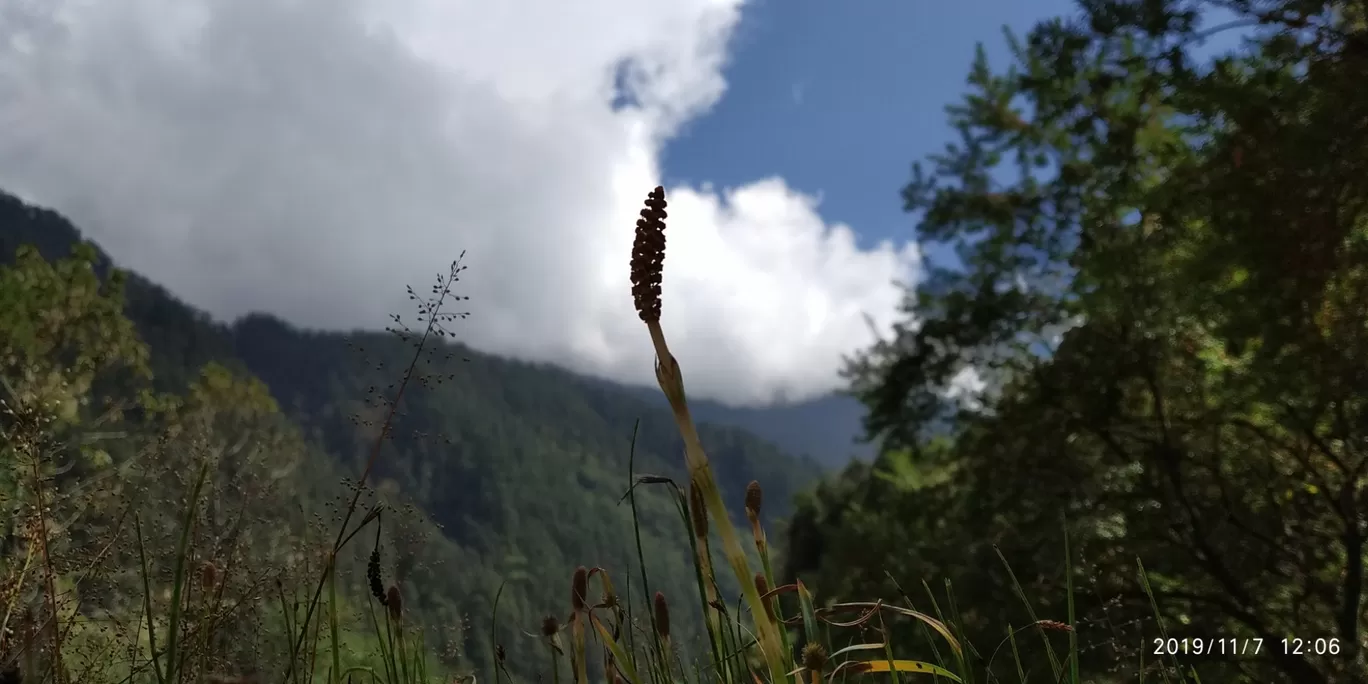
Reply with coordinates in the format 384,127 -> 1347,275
630,186 -> 668,323
801,642 -> 828,673
200,560 -> 218,592
744,480 -> 763,518
385,585 -> 403,621
571,565 -> 589,612
367,549 -> 386,604
541,615 -> 560,637
688,479 -> 708,538
652,591 -> 670,640
754,572 -> 776,622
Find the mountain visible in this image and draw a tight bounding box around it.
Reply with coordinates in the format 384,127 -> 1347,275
618,385 -> 876,467
0,189 -> 821,677
657,391 -> 873,467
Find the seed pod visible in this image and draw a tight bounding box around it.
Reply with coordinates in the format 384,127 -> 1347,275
688,479 -> 708,538
200,561 -> 218,592
571,566 -> 589,612
630,186 -> 668,323
652,591 -> 670,640
367,549 -> 386,604
754,572 -> 775,622
744,480 -> 763,518
385,585 -> 403,622
801,642 -> 828,673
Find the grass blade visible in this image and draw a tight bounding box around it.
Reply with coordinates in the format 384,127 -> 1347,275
164,461 -> 210,684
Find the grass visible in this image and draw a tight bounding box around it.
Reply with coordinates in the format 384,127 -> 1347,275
0,186 -> 1202,684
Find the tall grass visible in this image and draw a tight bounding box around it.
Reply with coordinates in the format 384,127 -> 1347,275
0,187 -> 1191,684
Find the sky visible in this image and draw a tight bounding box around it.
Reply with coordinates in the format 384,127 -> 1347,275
661,0 -> 1076,249
0,0 -> 1079,407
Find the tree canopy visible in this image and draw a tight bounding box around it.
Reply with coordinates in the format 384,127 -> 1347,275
789,1 -> 1368,682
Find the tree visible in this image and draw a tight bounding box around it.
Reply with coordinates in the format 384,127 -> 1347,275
790,2 -> 1368,682
1,241 -> 151,589
0,244 -> 326,678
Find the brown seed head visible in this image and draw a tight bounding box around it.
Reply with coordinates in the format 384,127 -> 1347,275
652,591 -> 670,640
754,572 -> 775,622
688,479 -> 708,538
199,560 -> 218,592
744,480 -> 763,518
571,565 -> 589,612
385,585 -> 403,621
1035,619 -> 1074,632
540,615 -> 560,637
630,186 -> 668,323
801,642 -> 828,673
367,549 -> 386,603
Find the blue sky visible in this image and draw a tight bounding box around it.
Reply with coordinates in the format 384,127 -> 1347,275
663,0 -> 1078,253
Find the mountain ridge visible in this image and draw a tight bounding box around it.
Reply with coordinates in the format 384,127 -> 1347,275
629,386 -> 874,466
0,188 -> 866,469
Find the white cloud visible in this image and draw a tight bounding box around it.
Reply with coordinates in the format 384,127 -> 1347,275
0,0 -> 920,406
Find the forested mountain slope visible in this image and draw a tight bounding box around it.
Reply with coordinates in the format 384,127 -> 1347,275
617,384 -> 876,467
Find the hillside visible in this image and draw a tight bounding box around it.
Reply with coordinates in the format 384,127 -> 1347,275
617,386 -> 876,467
0,189 -> 819,678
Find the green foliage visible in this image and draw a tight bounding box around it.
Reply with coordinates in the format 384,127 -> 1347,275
0,242 -> 149,423
797,2 -> 1368,683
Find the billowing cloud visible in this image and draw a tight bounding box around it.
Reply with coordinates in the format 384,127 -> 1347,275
0,0 -> 920,406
